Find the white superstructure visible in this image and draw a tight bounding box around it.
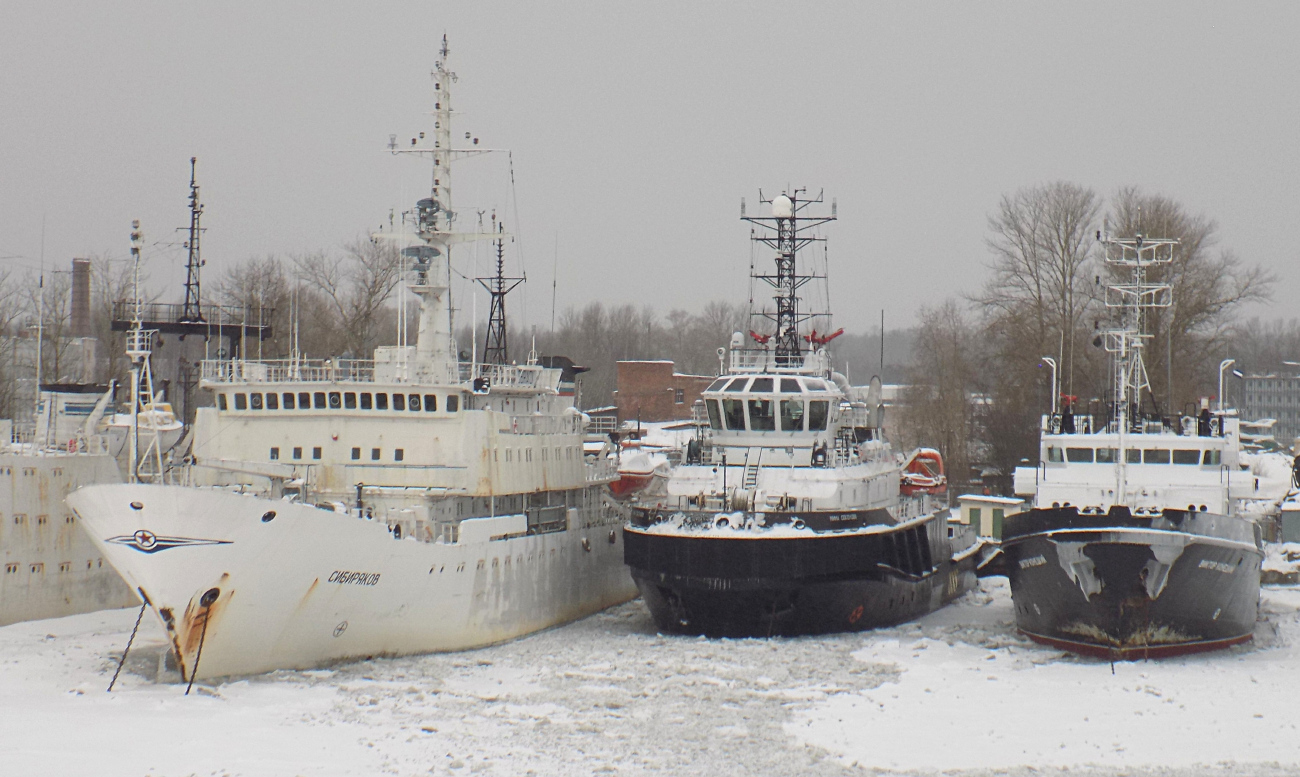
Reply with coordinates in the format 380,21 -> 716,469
67,39 -> 636,681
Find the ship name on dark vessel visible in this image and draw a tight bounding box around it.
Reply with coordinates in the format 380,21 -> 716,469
328,570 -> 381,586
1198,559 -> 1235,574
1019,555 -> 1047,569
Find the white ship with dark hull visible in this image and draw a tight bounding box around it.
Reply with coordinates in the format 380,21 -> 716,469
66,39 -> 636,682
1004,231 -> 1267,659
623,190 -> 978,637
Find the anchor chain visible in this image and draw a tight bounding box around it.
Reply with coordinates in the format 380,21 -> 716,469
184,587 -> 220,696
107,589 -> 150,692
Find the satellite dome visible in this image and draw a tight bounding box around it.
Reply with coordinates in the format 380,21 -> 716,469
771,194 -> 794,218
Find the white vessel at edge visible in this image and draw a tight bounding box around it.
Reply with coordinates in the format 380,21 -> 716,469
66,39 -> 636,681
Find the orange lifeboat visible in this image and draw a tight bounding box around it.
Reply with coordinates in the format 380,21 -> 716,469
901,447 -> 947,496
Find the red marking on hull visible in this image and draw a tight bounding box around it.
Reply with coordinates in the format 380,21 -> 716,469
1020,629 -> 1253,660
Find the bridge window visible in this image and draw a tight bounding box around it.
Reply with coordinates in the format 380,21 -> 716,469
270,447 -> 279,460
328,392 -> 341,409
722,399 -> 745,431
448,395 -> 459,412
408,393 -> 421,411
1066,447 -> 1094,463
344,392 -> 356,409
218,394 -> 228,410
266,392 -> 279,409
1203,449 -> 1221,465
1126,449 -> 1141,464
706,378 -> 728,391
1096,448 -> 1118,463
1046,446 -> 1064,463
750,377 -> 773,393
250,393 -> 263,410
376,392 -> 389,410
1173,449 -> 1200,465
313,392 -> 326,409
234,393 -> 247,410
1143,449 -> 1171,464
395,449 -> 404,462
425,394 -> 437,411
780,378 -> 802,393
723,378 -> 749,392
705,399 -> 722,430
780,399 -> 805,431
292,447 -> 302,460
312,446 -> 322,460
371,448 -> 381,460
282,392 -> 295,409
360,392 -> 372,410
748,398 -> 776,431
351,447 -> 361,460
808,400 -> 829,431
393,393 -> 406,411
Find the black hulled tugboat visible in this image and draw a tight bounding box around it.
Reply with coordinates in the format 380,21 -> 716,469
622,190 -> 979,637
1004,231 -> 1266,659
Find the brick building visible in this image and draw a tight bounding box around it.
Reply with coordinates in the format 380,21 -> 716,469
614,361 -> 714,423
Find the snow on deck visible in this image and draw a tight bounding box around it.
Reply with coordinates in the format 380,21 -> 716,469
2,580 -> 1300,775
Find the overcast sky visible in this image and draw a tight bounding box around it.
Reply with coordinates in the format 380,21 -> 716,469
2,1 -> 1297,335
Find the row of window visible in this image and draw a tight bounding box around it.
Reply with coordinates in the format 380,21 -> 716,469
1046,446 -> 1222,465
8,514 -> 75,525
704,397 -> 830,432
220,391 -> 461,413
706,376 -> 833,394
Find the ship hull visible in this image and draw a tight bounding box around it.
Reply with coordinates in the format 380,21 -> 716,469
1000,507 -> 1262,659
0,452 -> 138,626
623,512 -> 978,637
66,483 -> 637,680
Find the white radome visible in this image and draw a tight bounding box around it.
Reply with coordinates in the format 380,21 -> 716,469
771,194 -> 793,218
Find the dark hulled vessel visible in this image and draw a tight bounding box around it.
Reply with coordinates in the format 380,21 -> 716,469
1004,231 -> 1266,659
622,190 -> 979,637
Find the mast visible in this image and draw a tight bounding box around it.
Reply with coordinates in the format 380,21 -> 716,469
476,219 -> 523,366
179,157 -> 206,323
741,189 -> 835,366
1097,228 -> 1177,505
383,35 -> 500,383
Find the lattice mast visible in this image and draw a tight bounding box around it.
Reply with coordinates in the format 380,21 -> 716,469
476,219 -> 523,365
1098,228 -> 1177,503
741,189 -> 835,365
179,157 -> 206,323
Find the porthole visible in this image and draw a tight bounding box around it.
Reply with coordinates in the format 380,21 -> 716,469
129,501 -> 144,511
261,511 -> 276,523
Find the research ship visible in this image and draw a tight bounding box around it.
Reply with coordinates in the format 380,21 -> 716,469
622,190 -> 979,637
1005,230 -> 1268,659
67,39 -> 636,682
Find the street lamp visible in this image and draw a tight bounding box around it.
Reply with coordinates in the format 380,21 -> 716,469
1041,357 -> 1058,415
1218,359 -> 1235,412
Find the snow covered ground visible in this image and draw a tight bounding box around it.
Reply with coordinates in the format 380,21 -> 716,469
2,579 -> 1300,776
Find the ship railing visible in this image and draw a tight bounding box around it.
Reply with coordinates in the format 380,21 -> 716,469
727,348 -> 829,375
586,457 -> 617,482
458,362 -> 546,389
585,415 -> 618,435
1041,411 -> 1225,438
4,426 -> 110,455
201,358 -> 377,384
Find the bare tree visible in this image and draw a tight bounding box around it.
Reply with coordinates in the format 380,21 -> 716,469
899,300 -> 980,491
291,239 -> 403,359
